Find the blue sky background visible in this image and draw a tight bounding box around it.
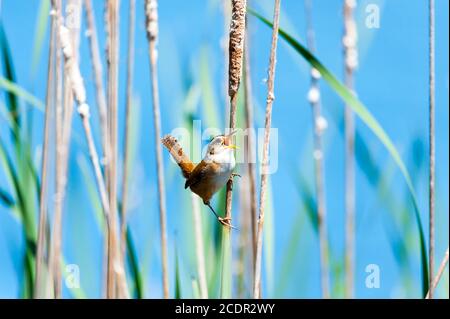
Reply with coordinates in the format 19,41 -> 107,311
0,0 -> 448,298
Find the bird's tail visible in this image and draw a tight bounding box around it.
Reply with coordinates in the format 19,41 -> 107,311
161,135 -> 195,179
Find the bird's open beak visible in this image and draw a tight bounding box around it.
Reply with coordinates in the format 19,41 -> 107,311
223,132 -> 238,150
225,129 -> 238,137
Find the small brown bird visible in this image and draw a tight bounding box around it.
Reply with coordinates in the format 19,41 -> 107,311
161,132 -> 238,228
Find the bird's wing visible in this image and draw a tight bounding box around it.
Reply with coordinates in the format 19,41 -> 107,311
161,135 -> 195,178
184,160 -> 209,189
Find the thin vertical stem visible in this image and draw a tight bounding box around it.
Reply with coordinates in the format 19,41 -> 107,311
243,31 -> 257,275
105,0 -> 128,299
426,248 -> 449,299
35,8 -> 56,298
50,0 -> 81,298
85,0 -> 109,298
145,0 -> 169,299
48,0 -> 63,298
428,0 -> 435,300
191,194 -> 208,299
106,0 -> 118,298
84,0 -> 109,159
343,0 -> 358,299
253,0 -> 281,299
120,0 -> 135,281
79,112 -> 111,225
221,94 -> 237,299
236,170 -> 250,298
305,0 -> 329,299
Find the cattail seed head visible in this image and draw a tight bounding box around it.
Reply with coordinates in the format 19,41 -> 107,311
228,0 -> 246,97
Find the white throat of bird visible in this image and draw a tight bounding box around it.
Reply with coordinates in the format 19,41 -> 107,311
203,135 -> 236,169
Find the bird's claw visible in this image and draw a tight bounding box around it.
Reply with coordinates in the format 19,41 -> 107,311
218,216 -> 238,230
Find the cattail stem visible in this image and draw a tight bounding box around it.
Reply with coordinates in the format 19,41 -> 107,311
343,0 -> 358,299
426,248 -> 449,299
428,0 -> 435,300
305,0 -> 329,299
84,0 -> 109,160
253,0 -> 281,299
145,0 -> 169,299
35,7 -> 56,298
224,94 -> 238,218
222,0 -> 246,298
120,0 -> 135,284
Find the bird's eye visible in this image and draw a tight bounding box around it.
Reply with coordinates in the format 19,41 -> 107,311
209,150 -> 215,155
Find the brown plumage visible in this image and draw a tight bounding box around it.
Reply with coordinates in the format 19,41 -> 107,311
161,133 -> 238,228
185,160 -> 222,204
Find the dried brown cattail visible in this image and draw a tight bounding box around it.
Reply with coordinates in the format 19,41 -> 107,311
228,0 -> 246,97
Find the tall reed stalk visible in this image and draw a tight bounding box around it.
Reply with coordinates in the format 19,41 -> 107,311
105,0 -> 128,299
221,0 -> 246,298
305,0 -> 329,299
49,0 -> 63,295
50,0 -> 81,298
145,0 -> 169,299
35,6 -> 56,298
84,0 -> 108,158
343,0 -> 358,299
84,0 -> 110,297
120,0 -> 135,281
253,0 -> 281,299
428,0 -> 435,300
